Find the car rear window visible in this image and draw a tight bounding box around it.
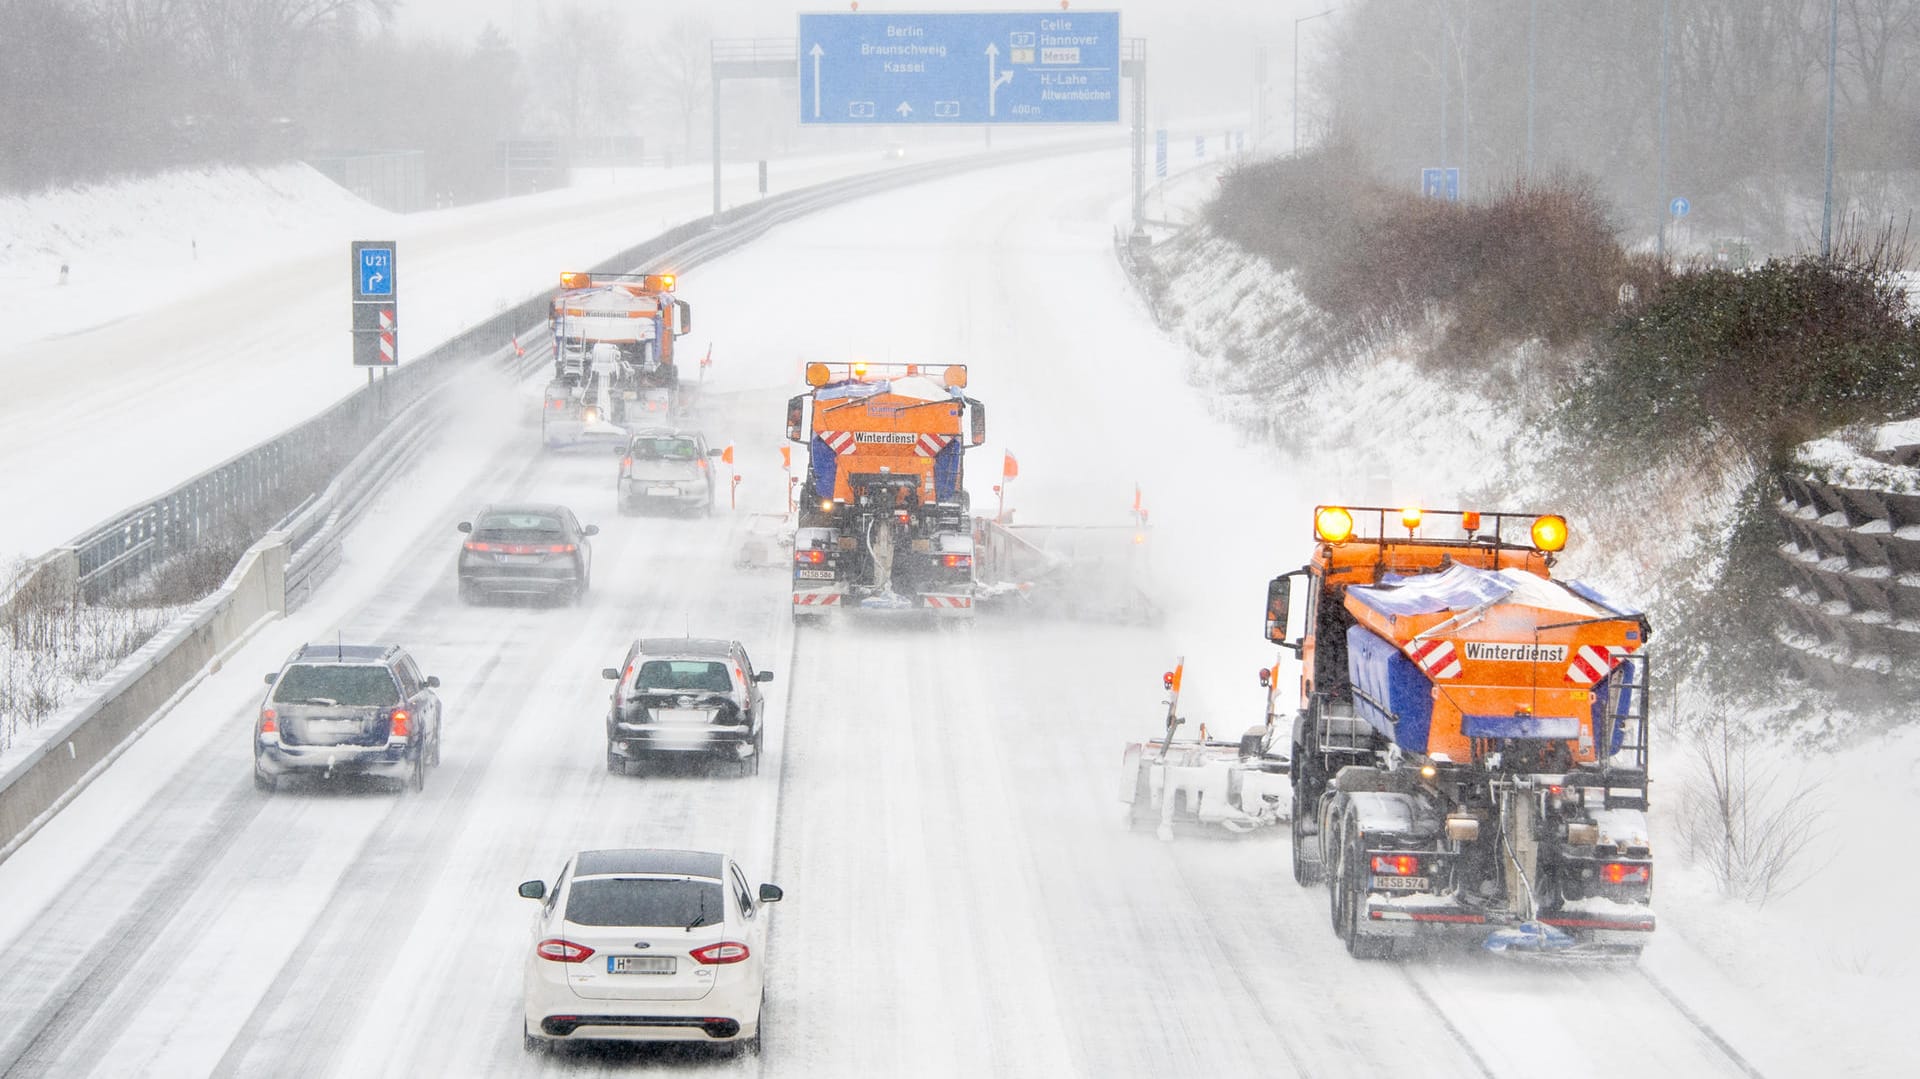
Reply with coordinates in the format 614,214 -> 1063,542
476,512 -> 563,533
567,877 -> 725,928
272,664 -> 401,706
629,437 -> 699,460
634,660 -> 733,693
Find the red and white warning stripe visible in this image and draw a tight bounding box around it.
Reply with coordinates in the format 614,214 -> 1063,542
1565,644 -> 1632,686
1405,638 -> 1462,679
379,309 -> 396,364
819,431 -> 856,455
914,434 -> 951,457
793,592 -> 843,606
923,594 -> 972,609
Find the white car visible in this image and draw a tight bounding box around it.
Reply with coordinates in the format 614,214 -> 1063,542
519,848 -> 783,1053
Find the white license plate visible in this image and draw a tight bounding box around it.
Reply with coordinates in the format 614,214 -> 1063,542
796,569 -> 836,580
1373,876 -> 1429,891
500,554 -> 542,565
647,486 -> 679,497
610,955 -> 675,974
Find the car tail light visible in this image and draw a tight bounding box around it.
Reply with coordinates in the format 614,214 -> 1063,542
258,709 -> 277,734
546,399 -> 566,410
697,458 -> 709,471
464,541 -> 491,552
1601,862 -> 1650,885
536,938 -> 595,963
690,941 -> 750,965
621,456 -> 632,470
389,709 -> 411,737
795,549 -> 825,565
941,554 -> 972,569
1370,855 -> 1421,877
546,544 -> 576,554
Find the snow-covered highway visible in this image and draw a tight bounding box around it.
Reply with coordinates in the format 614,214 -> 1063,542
0,151 -> 1810,1076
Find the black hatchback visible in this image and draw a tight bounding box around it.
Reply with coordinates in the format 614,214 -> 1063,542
457,503 -> 597,604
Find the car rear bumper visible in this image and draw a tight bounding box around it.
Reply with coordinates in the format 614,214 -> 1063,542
619,480 -> 708,508
525,964 -> 758,1044
461,570 -> 580,595
610,724 -> 754,758
256,741 -> 412,777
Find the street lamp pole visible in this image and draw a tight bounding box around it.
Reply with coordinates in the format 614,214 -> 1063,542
1657,0 -> 1671,262
1526,0 -> 1537,177
1822,0 -> 1838,258
1293,9 -> 1334,155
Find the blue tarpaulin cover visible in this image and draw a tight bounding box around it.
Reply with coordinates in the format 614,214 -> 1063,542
1348,563 -> 1610,622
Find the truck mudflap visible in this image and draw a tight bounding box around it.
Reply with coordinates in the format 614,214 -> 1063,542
1121,738 -> 1292,840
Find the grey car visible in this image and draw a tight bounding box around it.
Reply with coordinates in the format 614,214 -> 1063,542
603,638 -> 774,775
457,503 -> 597,604
616,430 -> 723,516
254,643 -> 443,793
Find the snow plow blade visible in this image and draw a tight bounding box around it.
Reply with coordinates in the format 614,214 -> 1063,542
1121,737 -> 1290,840
975,519 -> 1158,622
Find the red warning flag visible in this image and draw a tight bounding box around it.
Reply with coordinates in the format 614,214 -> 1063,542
700,344 -> 713,369
511,334 -> 525,357
721,444 -> 735,465
779,446 -> 791,469
1002,452 -> 1019,479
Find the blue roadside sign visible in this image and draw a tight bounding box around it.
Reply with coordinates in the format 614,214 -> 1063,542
1670,196 -> 1691,218
1420,167 -> 1461,202
1155,129 -> 1168,178
799,11 -> 1121,125
356,245 -> 394,297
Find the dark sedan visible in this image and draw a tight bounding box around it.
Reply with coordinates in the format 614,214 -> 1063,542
457,503 -> 596,604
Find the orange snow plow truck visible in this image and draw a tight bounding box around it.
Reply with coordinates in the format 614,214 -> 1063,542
786,362 -> 986,618
1273,505 -> 1655,959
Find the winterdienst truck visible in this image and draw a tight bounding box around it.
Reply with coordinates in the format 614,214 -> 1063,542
1270,505 -> 1656,959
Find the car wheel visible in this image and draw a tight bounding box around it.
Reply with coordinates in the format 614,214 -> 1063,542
523,1020 -> 543,1054
751,728 -> 764,776
429,729 -> 442,767
617,495 -> 637,517
607,746 -> 626,775
407,751 -> 426,793
252,763 -> 275,793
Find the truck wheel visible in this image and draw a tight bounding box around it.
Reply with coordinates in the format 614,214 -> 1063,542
1328,816 -> 1351,939
1290,803 -> 1320,884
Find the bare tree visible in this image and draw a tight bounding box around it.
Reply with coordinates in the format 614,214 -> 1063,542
642,16 -> 712,160
1677,711 -> 1828,905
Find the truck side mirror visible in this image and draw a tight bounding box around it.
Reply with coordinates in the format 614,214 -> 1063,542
786,394 -> 807,443
1265,574 -> 1292,644
967,397 -> 987,447
674,299 -> 692,336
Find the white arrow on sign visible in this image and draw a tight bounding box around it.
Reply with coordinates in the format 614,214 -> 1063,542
368,271 -> 384,291
896,101 -> 913,117
809,44 -> 823,119
985,43 -> 1015,118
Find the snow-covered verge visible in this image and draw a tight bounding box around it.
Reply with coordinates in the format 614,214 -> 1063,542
1134,219 -> 1920,1077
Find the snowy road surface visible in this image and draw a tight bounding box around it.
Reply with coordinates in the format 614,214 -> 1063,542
0,152 -> 1811,1076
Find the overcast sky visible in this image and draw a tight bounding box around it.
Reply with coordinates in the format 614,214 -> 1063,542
386,1 -> 1340,119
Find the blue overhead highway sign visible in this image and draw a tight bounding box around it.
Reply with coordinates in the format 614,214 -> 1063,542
799,11 -> 1121,125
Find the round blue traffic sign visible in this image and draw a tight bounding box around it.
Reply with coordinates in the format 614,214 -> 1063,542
1670,196 -> 1690,219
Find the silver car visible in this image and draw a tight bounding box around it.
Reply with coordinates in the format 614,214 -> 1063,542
616,430 -> 723,516
603,637 -> 773,775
